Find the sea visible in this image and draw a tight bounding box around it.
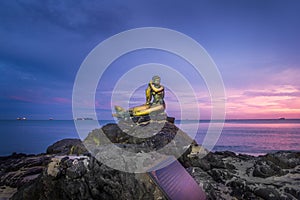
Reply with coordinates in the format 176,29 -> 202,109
0,119 -> 299,156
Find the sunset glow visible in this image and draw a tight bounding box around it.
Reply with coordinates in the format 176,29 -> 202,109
0,1 -> 299,120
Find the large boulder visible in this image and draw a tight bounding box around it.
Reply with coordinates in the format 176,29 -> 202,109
263,151 -> 300,169
12,156 -> 166,200
46,139 -> 88,155
253,160 -> 287,178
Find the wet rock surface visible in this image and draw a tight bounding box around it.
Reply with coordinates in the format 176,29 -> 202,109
10,156 -> 165,200
0,122 -> 299,200
0,153 -> 52,199
185,151 -> 300,200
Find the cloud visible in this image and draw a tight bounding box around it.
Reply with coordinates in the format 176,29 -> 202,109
0,0 -> 133,88
225,84 -> 300,119
52,97 -> 71,104
243,86 -> 300,97
0,1 -> 130,36
8,95 -> 35,103
269,68 -> 300,86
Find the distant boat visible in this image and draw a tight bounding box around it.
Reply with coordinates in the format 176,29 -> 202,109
76,117 -> 93,120
278,117 -> 285,120
49,118 -> 54,120
17,117 -> 27,120
83,117 -> 93,120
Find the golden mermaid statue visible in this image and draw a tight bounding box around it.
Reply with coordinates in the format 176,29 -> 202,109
113,75 -> 165,119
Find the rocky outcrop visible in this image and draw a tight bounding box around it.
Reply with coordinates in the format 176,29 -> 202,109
0,121 -> 300,200
185,151 -> 300,200
84,121 -> 193,151
46,138 -> 88,155
0,153 -> 52,199
11,156 -> 165,200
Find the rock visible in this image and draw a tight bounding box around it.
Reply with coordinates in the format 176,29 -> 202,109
284,187 -> 300,199
0,185 -> 17,200
99,121 -> 181,146
226,179 -> 256,199
254,187 -> 281,200
83,121 -> 197,172
214,151 -> 237,157
209,168 -> 233,183
263,152 -> 300,169
84,121 -> 195,155
65,159 -> 87,179
188,151 -> 300,200
189,157 -> 212,171
186,167 -> 219,200
12,156 -> 166,200
253,160 -> 287,178
183,151 -> 230,171
47,157 -> 61,177
0,155 -> 51,188
46,139 -> 88,155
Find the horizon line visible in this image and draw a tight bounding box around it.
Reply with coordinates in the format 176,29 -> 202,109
1,118 -> 300,121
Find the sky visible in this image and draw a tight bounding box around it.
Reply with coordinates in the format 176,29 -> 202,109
0,0 -> 300,120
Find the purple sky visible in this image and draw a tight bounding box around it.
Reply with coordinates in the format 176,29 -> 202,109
1,0 -> 300,120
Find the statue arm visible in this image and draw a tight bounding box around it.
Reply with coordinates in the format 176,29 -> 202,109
160,88 -> 165,105
145,84 -> 152,104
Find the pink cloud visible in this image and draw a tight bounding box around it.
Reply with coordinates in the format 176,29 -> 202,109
9,95 -> 35,103
9,95 -> 73,105
225,85 -> 300,119
52,97 -> 71,104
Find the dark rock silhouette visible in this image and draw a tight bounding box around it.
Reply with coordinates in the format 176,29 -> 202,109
46,138 -> 88,155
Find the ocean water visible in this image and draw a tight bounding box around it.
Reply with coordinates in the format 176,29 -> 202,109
180,119 -> 300,156
0,119 -> 299,156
